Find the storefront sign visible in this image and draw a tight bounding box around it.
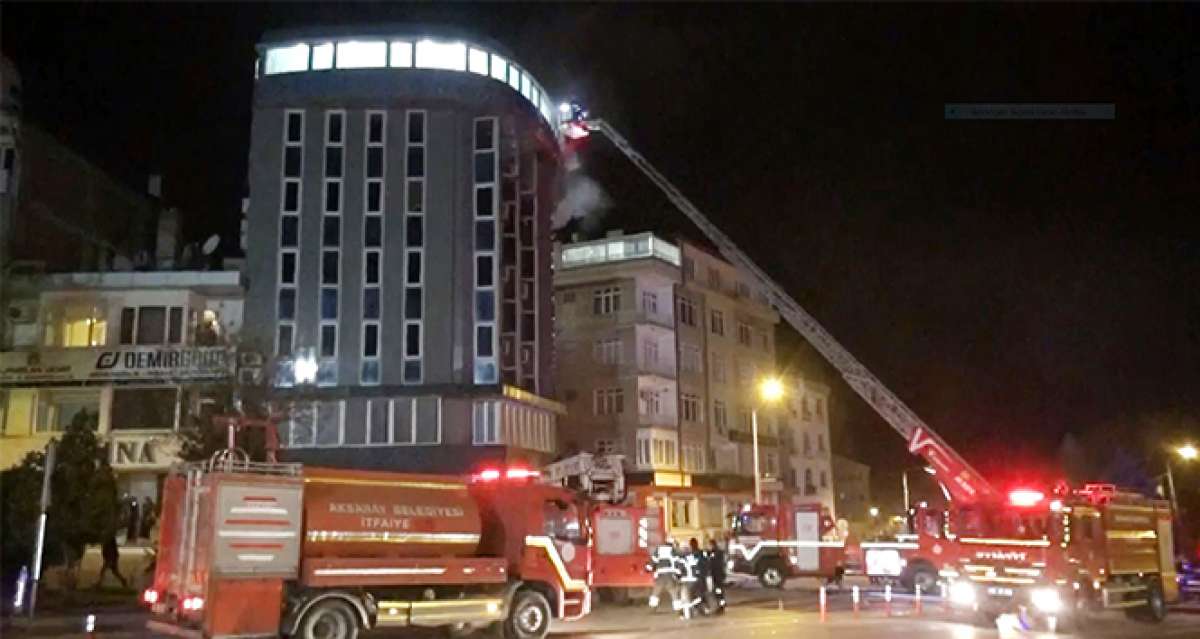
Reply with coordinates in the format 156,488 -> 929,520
0,347 -> 231,384
109,433 -> 181,471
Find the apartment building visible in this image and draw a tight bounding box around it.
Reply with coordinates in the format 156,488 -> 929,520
554,232 -> 784,498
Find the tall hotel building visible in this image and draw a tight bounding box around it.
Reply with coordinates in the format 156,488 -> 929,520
243,27 -> 564,471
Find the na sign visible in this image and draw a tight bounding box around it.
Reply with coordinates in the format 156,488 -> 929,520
109,435 -> 179,470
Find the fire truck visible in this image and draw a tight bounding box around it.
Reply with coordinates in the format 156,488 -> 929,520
143,454 -> 591,639
561,107 -> 1178,623
542,453 -> 665,602
727,503 -> 846,588
942,483 -> 1177,630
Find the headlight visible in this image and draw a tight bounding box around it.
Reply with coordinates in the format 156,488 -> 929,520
1030,587 -> 1062,613
949,580 -> 977,606
726,560 -> 735,571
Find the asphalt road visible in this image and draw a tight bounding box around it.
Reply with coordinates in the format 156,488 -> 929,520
9,582 -> 1200,638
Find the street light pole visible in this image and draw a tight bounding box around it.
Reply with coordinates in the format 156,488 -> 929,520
902,470 -> 910,514
1167,460 -> 1180,516
752,408 -> 762,504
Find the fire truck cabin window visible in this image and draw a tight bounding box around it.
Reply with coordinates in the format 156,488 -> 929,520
543,500 -> 583,542
735,512 -> 768,535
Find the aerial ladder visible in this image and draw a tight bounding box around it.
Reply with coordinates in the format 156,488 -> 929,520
562,112 -> 997,506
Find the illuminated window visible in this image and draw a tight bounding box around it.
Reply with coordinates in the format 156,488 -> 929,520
335,40 -> 386,69
508,67 -> 521,92
311,42 -> 334,70
389,40 -> 413,67
43,305 -> 107,347
472,400 -> 500,444
415,40 -> 466,71
468,47 -> 488,75
264,43 -> 309,74
490,53 -> 508,81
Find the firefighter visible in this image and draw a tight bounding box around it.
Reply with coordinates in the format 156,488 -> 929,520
706,538 -> 727,614
647,540 -> 681,612
677,538 -> 706,619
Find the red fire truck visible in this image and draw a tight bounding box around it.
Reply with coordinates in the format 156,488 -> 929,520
542,453 -> 665,601
563,110 -> 1178,626
727,503 -> 846,588
941,484 -> 1177,630
144,456 -> 591,639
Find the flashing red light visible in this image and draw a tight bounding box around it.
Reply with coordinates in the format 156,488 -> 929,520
505,468 -> 541,480
1008,489 -> 1045,507
142,588 -> 159,605
561,121 -> 590,140
475,468 -> 502,482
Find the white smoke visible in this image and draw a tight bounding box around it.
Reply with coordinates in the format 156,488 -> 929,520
553,151 -> 611,229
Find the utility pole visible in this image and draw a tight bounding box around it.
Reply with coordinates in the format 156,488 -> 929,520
28,440 -> 56,619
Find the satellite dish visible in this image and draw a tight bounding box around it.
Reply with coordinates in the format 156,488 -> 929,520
202,234 -> 221,255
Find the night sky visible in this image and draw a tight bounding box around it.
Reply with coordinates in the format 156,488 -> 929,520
5,3 -> 1199,507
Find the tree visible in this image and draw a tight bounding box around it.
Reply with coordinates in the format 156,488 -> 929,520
0,413 -> 119,593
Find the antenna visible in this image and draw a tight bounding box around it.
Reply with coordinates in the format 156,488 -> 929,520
201,234 -> 220,255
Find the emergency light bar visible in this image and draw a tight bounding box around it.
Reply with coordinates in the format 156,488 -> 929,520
1007,489 -> 1045,507
472,466 -> 541,483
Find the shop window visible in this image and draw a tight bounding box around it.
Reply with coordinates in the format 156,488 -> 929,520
111,388 -> 177,430
36,390 -> 101,433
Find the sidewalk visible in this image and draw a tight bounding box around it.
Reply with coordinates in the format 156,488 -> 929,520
0,607 -> 144,637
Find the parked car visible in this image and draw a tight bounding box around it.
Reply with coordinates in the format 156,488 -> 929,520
1177,559 -> 1200,601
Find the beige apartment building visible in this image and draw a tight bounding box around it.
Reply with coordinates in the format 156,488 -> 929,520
553,231 -> 786,500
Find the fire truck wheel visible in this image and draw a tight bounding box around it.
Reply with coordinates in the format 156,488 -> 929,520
1125,579 -> 1167,623
297,599 -> 360,639
757,561 -> 787,589
505,590 -> 551,639
910,566 -> 938,593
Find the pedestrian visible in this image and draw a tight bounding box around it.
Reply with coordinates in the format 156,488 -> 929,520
95,536 -> 128,590
646,542 -> 680,612
706,538 -> 727,614
140,497 -> 157,543
676,538 -> 708,618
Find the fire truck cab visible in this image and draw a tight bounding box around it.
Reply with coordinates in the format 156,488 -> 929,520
861,503 -> 949,592
943,484 -> 1178,630
727,503 -> 845,588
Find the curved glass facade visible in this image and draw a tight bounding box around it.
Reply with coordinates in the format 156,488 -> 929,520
258,36 -> 558,128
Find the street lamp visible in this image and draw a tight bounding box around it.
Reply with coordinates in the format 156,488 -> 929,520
1166,443 -> 1197,516
752,376 -> 785,503
869,506 -> 880,518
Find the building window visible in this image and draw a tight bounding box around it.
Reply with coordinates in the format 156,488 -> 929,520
390,396 -> 441,445
361,110 -> 386,384
737,322 -> 752,346
736,359 -> 754,384
43,304 -> 107,347
277,110 -> 304,357
738,408 -> 752,431
815,398 -> 825,419
119,306 -> 184,346
473,117 -> 498,384
677,297 -> 696,327
710,353 -> 727,383
284,401 -> 345,447
758,331 -> 769,352
636,430 -> 677,468
709,310 -> 725,336
638,388 -> 662,416
642,291 -> 658,314
595,439 -> 618,455
681,394 -> 702,423
820,470 -> 828,488
818,433 -> 826,453
736,281 -> 751,298
803,432 -> 812,455
713,401 -> 728,433
364,399 -> 391,445
804,469 -> 815,494
404,110 -> 428,384
110,388 -> 177,430
34,389 -> 101,433
707,267 -> 721,290
594,388 -> 624,415
802,398 -> 813,420
680,344 -> 702,373
593,287 -> 621,315
764,452 -> 778,477
683,444 -> 705,472
473,400 -> 500,444
641,339 -> 659,367
593,338 -> 621,365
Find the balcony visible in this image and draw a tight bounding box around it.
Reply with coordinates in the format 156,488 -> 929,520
634,310 -> 675,329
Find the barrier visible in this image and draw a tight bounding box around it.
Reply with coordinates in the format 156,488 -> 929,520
818,585 -> 827,623
852,585 -> 860,617
884,583 -> 892,616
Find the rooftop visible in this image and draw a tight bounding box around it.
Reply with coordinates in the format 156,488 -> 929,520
557,231 -> 681,270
